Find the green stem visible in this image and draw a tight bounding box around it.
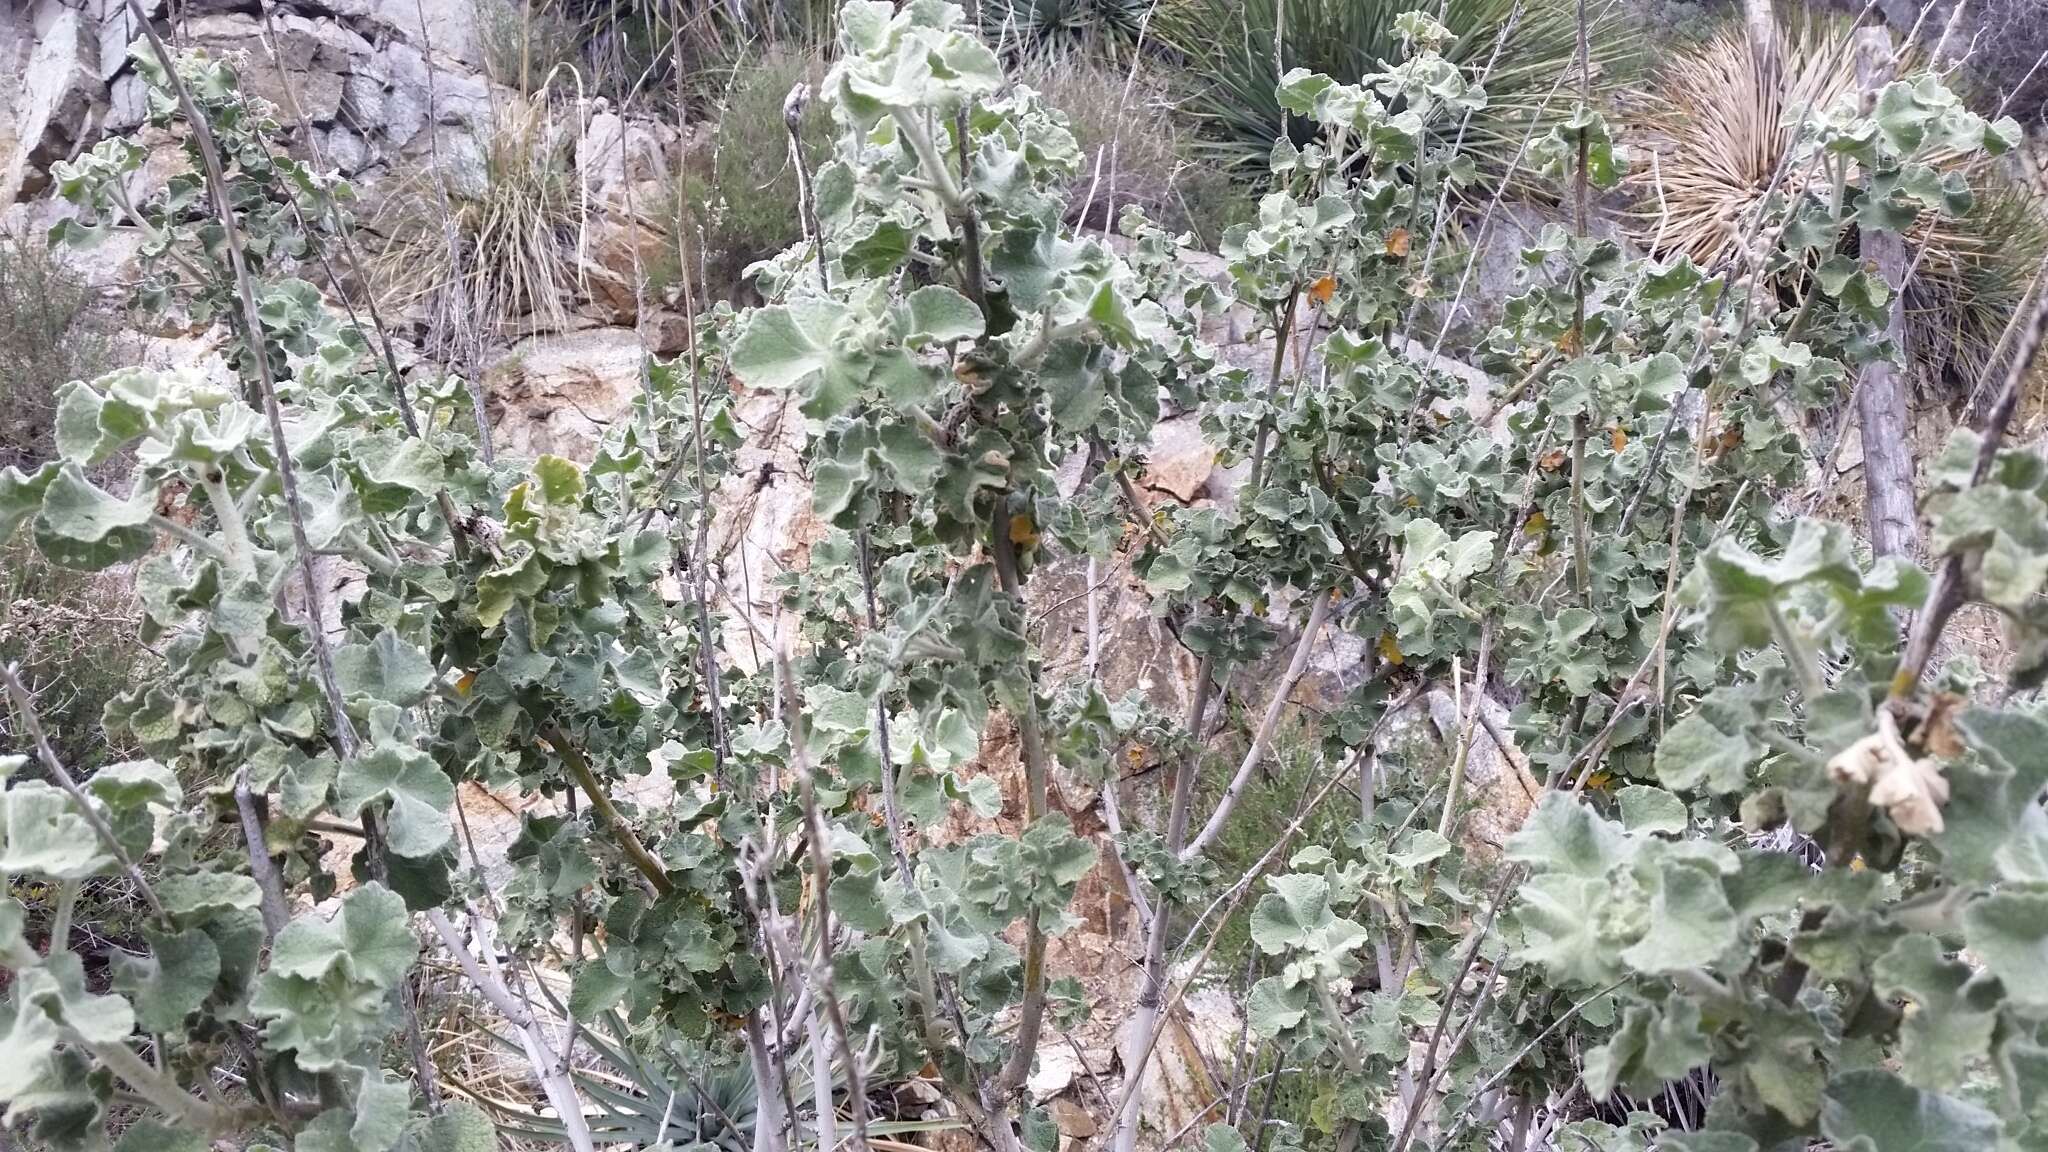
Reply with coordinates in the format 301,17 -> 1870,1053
48,880 -> 79,954
1246,290 -> 1302,498
541,722 -> 673,896
90,1039 -> 241,1132
1569,414 -> 1591,604
1313,982 -> 1364,1075
891,108 -> 967,214
1765,600 -> 1825,703
199,473 -> 255,578
147,515 -> 227,562
990,498 -> 1052,1096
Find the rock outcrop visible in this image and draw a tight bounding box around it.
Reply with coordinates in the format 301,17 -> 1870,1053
1,0 -> 509,214
0,6 -> 1541,1144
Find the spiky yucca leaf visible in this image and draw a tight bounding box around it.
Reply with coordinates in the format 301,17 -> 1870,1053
983,0 -> 1153,61
1628,11 -> 2048,393
1626,12 -> 1864,262
1906,185 -> 2048,387
1160,0 -> 1633,186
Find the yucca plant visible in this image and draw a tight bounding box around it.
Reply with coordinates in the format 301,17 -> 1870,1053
1626,10 -> 1863,264
1159,0 -> 1634,185
1628,9 -> 2048,394
481,0 -> 840,102
1909,184 -> 2048,389
982,0 -> 1153,62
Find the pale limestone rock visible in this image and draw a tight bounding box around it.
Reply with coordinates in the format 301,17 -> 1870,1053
0,4 -> 34,198
104,71 -> 147,134
578,181 -> 675,324
317,123 -> 369,172
1422,688 -> 1541,858
3,0 -> 103,205
577,109 -> 677,202
96,0 -> 145,82
364,0 -> 482,70
1140,411 -> 1216,504
1029,1045 -> 1084,1103
705,387 -> 814,676
1113,969 -> 1239,1146
345,38 -> 494,157
177,13 -> 360,124
485,327 -> 646,462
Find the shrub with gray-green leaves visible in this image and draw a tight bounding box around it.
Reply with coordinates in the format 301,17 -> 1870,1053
2,7 -> 2045,1152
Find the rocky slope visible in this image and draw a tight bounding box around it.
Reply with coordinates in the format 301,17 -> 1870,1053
0,4 -> 1553,1144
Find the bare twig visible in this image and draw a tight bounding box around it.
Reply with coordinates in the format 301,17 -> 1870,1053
779,653 -> 872,1152
232,767 -> 289,940
426,909 -> 595,1152
1112,686 -> 1423,1133
1182,588 -> 1334,860
1892,259 -> 2048,699
1387,874 -> 1517,1152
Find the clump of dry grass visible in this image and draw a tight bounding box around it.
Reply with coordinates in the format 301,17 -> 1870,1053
1628,9 -> 2048,395
479,0 -> 587,97
1971,0 -> 2048,125
1015,56 -> 1250,247
371,92 -> 587,357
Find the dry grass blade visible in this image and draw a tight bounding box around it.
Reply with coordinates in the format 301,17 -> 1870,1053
1625,11 -> 1860,263
371,90 -> 586,357
1627,7 -> 2048,393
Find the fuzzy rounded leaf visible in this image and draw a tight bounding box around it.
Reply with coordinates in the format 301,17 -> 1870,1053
32,464 -> 154,571
1820,1069 -> 2001,1152
1617,785 -> 1687,835
905,284 -> 984,345
1962,891 -> 2048,1012
0,782 -> 113,881
268,883 -> 416,990
1246,974 -> 1310,1039
1506,793 -> 1633,879
334,743 -> 454,859
111,926 -> 221,1035
157,872 -> 263,920
1618,860 -> 1738,975
334,629 -> 437,709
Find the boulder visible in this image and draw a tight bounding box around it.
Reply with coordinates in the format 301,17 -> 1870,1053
1140,412 -> 1218,504
1113,971 -> 1239,1146
1421,688 -> 1542,859
3,0 -> 104,206
316,123 -> 369,173
578,192 -> 676,324
96,0 -> 144,82
104,71 -> 147,134
578,110 -> 677,204
484,326 -> 646,462
364,0 -> 481,70
178,12 -> 369,125
704,386 -> 816,676
95,0 -> 263,84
